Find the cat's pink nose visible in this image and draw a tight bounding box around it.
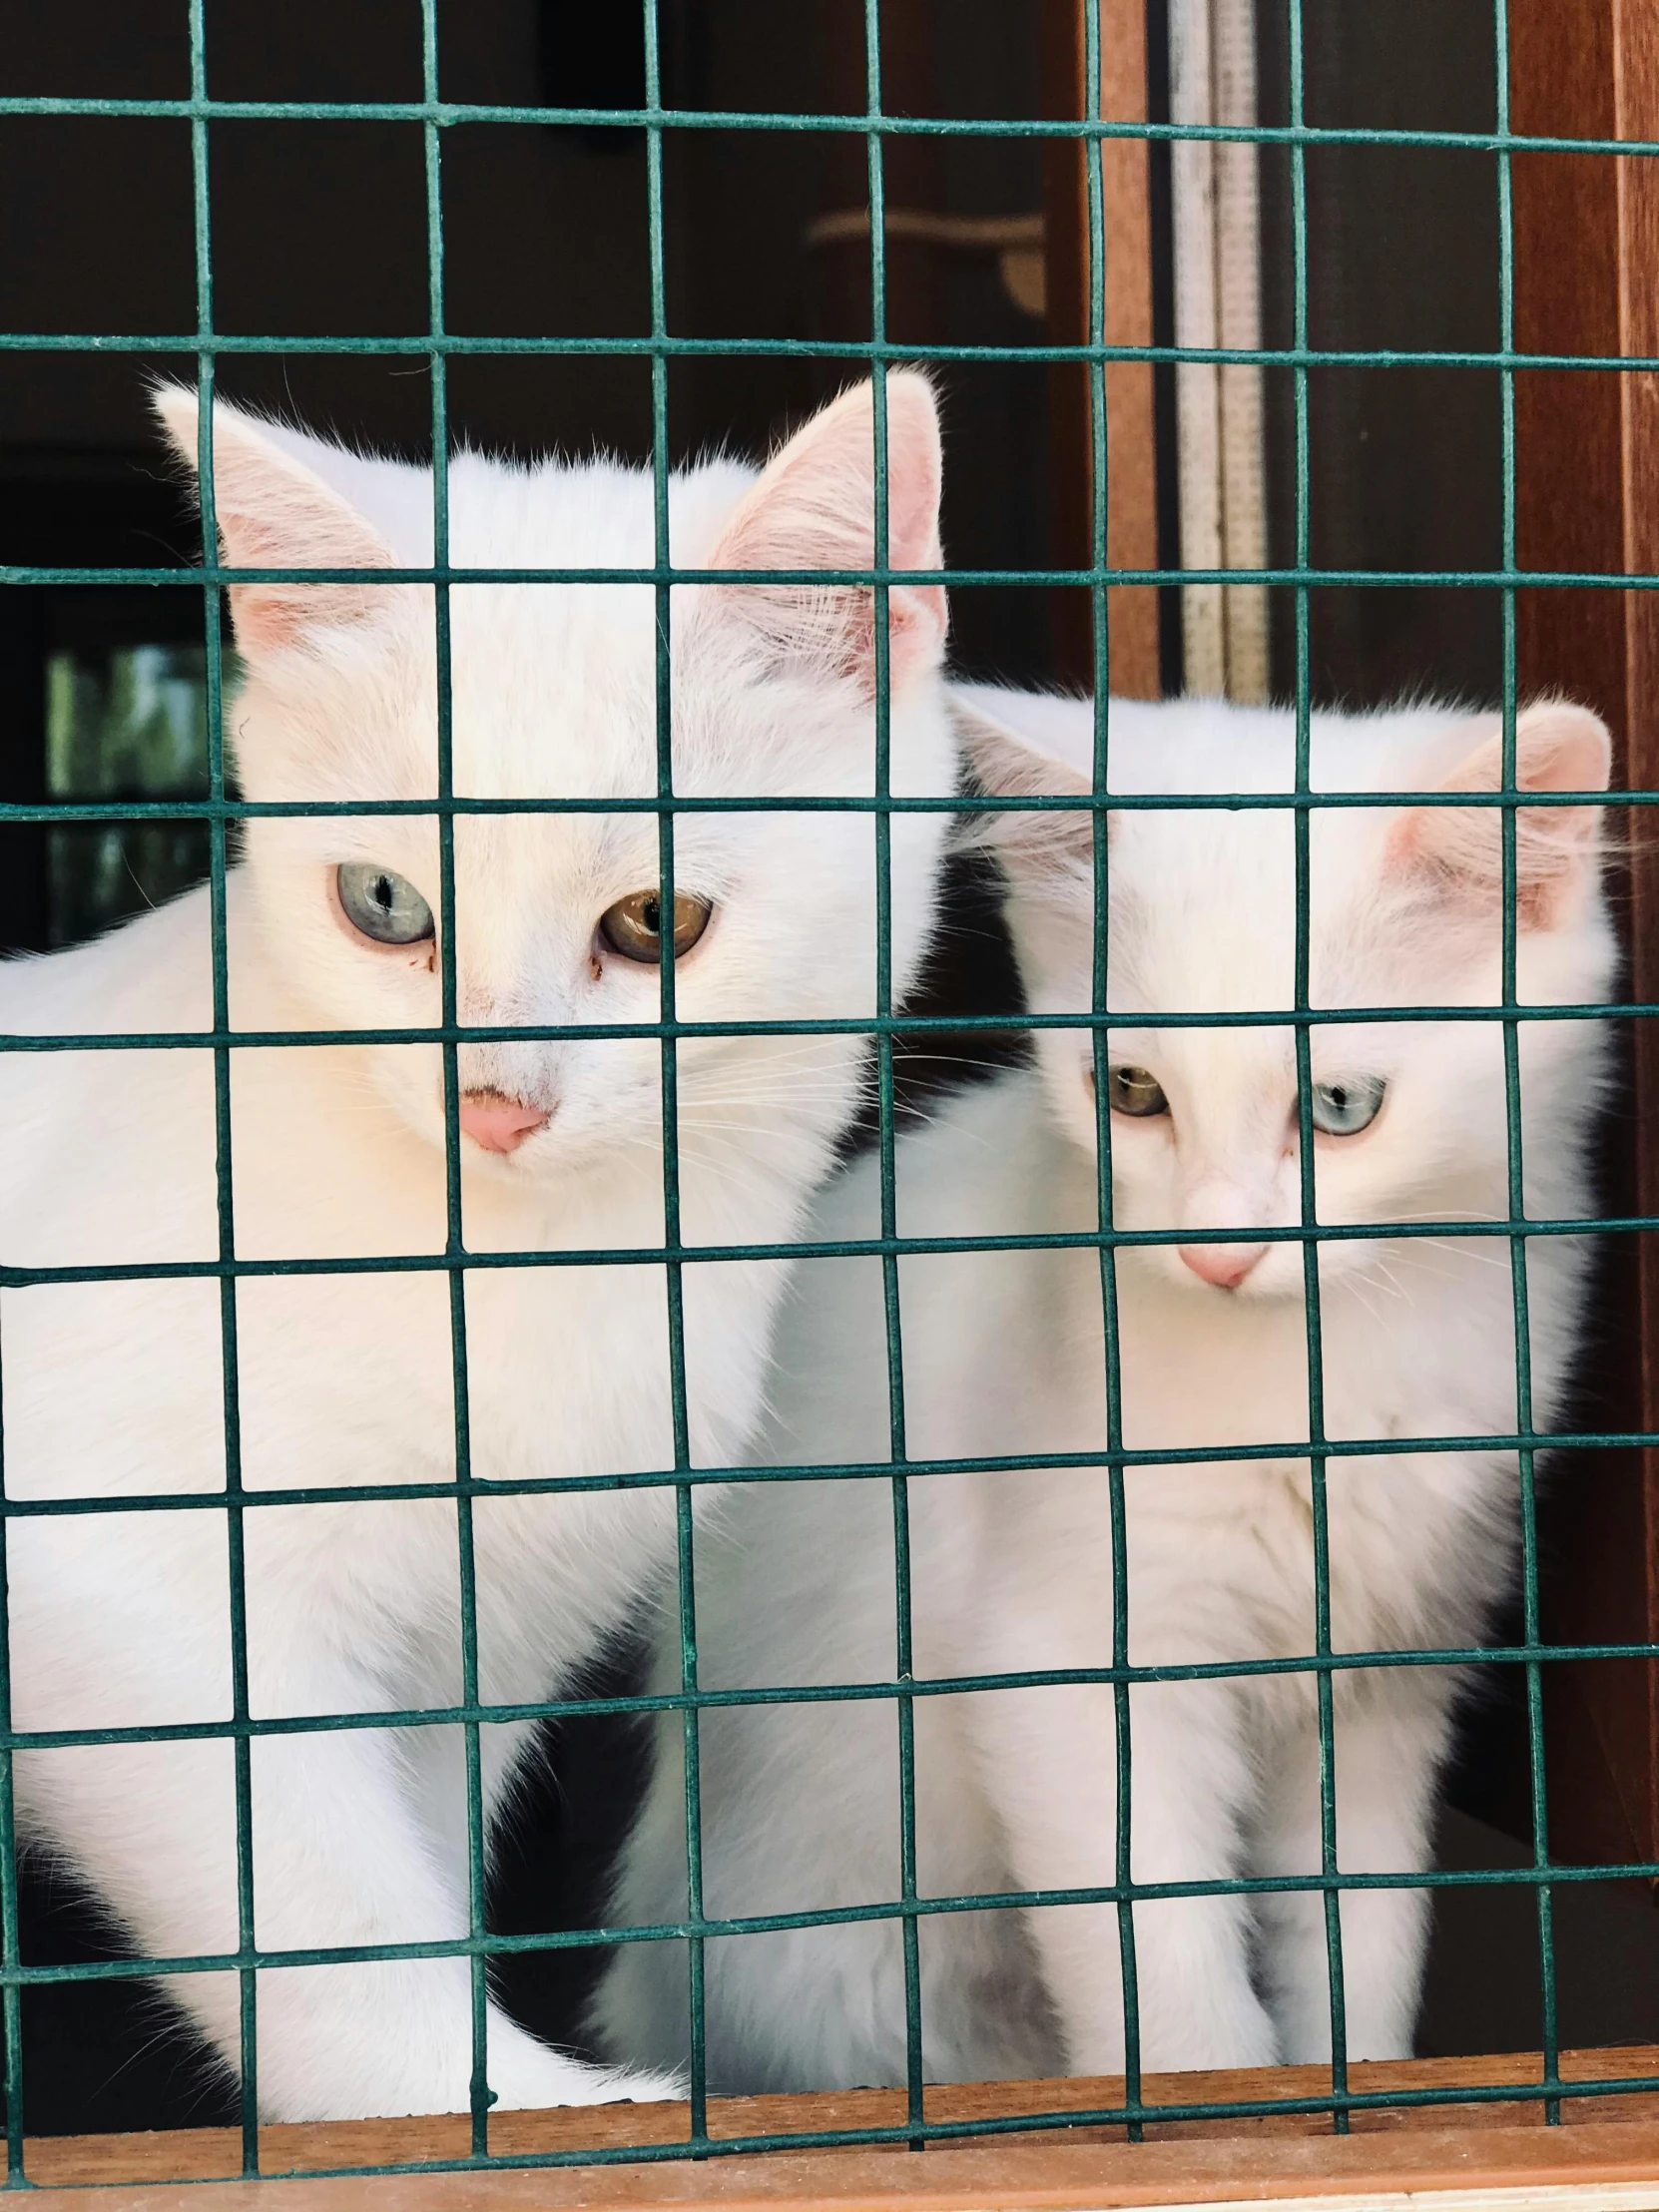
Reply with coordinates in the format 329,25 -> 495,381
1180,1241 -> 1267,1290
458,1090 -> 550,1154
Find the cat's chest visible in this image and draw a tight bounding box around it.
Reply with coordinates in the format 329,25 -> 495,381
6,1120 -> 783,1511
1110,1261 -> 1517,1460
1116,1303 -> 1309,1457
230,1248 -> 779,1488
221,1094 -> 781,1475
958,1260 -> 1520,1669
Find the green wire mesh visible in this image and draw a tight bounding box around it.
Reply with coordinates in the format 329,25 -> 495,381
0,0 -> 1655,2183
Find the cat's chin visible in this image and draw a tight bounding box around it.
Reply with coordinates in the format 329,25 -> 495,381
450,1135 -> 548,1182
1135,1238 -> 1391,1304
425,1120 -> 645,1186
1187,1272 -> 1296,1304
390,1113 -> 553,1181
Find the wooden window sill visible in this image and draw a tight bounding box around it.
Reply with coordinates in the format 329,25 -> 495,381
20,2046 -> 1659,2209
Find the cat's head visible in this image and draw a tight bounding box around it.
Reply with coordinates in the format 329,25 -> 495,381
961,688 -> 1616,1299
155,378 -> 954,1206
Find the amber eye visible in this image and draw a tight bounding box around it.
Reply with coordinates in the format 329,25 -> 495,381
597,889 -> 714,963
1106,1064 -> 1169,1118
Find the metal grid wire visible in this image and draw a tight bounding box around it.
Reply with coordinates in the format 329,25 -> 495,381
0,0 -> 1655,2184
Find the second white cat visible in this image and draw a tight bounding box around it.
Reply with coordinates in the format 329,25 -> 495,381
596,683 -> 1615,2088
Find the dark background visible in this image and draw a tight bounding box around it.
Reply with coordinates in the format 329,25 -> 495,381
4,0 -> 1656,2137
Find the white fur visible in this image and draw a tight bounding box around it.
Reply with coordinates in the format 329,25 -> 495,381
2,376 -> 956,2119
596,684 -> 1615,2089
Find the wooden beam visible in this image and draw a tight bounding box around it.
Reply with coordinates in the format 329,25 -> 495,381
1043,0 -> 1161,698
13,2048 -> 1659,2206
1509,0 -> 1659,1873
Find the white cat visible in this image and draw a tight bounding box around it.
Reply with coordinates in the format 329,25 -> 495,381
0,373 -> 956,2120
596,683 -> 1615,2089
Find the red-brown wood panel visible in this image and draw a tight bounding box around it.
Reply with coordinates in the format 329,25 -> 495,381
1043,0 -> 1161,698
1510,0 -> 1659,1871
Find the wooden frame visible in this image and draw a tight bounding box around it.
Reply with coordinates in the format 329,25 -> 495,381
1044,0 -> 1162,698
1509,0 -> 1659,1873
1042,0 -> 1659,1875
18,2051 -> 1659,2208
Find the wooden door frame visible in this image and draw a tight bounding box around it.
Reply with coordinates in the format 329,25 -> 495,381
1509,0 -> 1659,1875
1045,0 -> 1659,1873
1044,0 -> 1163,699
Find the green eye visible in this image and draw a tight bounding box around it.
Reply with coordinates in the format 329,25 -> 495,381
1106,1064 -> 1168,1118
1310,1076 -> 1385,1136
336,863 -> 434,946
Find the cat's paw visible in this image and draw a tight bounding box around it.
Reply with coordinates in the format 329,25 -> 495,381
488,2044 -> 686,2111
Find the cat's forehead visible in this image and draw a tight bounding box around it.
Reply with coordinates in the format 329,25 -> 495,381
258,439 -> 770,801
445,581 -> 662,801
263,434 -> 756,573
1099,813 -> 1402,1107
441,592 -> 847,807
1097,700 -> 1472,1010
1069,694 -> 1469,797
431,455 -> 764,802
1108,806 -> 1302,1011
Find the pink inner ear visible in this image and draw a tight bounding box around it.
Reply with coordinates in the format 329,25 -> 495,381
156,393 -> 400,659
706,373 -> 946,689
1382,808 -> 1427,874
954,704 -> 1102,870
876,381 -> 945,571
217,489 -> 398,657
1386,703 -> 1612,928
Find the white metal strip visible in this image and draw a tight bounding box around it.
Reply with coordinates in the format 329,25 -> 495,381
1169,0 -> 1269,701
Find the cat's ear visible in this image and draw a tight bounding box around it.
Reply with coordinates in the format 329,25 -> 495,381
153,386 -> 407,661
955,695 -> 1104,876
1387,701 -> 1612,928
704,370 -> 946,692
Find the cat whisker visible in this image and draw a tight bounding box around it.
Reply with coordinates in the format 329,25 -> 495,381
1389,1237 -> 1513,1276
680,1090 -> 866,1112
1342,1269 -> 1396,1324
1389,1214 -> 1506,1226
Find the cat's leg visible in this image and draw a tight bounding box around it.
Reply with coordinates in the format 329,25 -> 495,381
598,1646 -> 1042,2093
967,1681 -> 1277,2074
17,1681 -> 678,2120
1252,1675 -> 1453,2062
601,1687 -> 990,2091
398,1710 -> 540,1901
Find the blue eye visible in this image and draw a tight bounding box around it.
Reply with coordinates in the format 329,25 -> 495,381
336,864 -> 434,946
1310,1077 -> 1385,1136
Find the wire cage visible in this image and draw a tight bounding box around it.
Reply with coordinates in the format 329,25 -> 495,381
8,0 -> 1659,2203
